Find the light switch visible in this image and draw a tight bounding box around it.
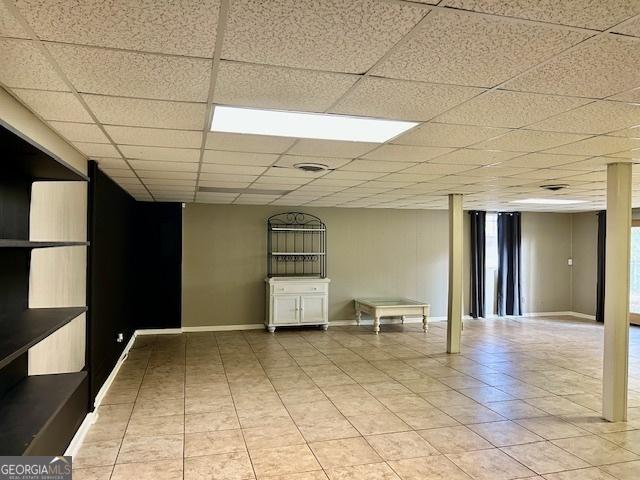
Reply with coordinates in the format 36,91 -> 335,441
567,258 -> 573,266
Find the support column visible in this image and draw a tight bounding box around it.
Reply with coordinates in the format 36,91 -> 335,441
603,162 -> 632,422
447,194 -> 463,354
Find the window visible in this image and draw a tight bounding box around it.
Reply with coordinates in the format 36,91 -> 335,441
485,213 -> 499,316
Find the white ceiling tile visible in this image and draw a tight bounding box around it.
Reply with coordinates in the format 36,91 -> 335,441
308,178 -> 364,187
471,130 -> 591,152
201,164 -> 266,175
341,160 -> 417,173
130,160 -> 199,172
362,180 -> 415,188
202,181 -> 251,189
362,144 -> 453,162
144,178 -> 196,187
222,0 -> 426,73
48,121 -> 108,143
196,193 -> 238,204
322,171 -> 385,181
205,132 -> 295,153
332,77 -> 484,121
435,90 -> 590,128
83,94 -> 206,129
136,170 -> 197,181
392,122 -> 510,148
202,150 -> 278,166
441,0 -> 640,30
73,141 -> 119,157
528,100 -> 640,134
462,166 -> 534,177
248,183 -> 298,191
13,89 -> 92,122
429,149 -> 521,165
544,136 -> 640,156
0,39 -> 68,90
253,176 -> 310,185
99,167 -> 134,178
505,35 -> 640,98
235,193 -> 281,202
214,61 -> 358,112
275,155 -> 350,170
93,157 -> 128,169
151,187 -> 195,195
372,9 -> 589,87
402,163 -> 476,175
608,86 -> 640,103
48,43 -> 211,102
288,139 -> 377,158
119,145 -> 200,162
502,153 -> 589,168
199,173 -> 258,183
262,166 -> 325,178
104,126 -> 202,149
14,0 -> 220,57
505,168 -> 586,180
559,171 -> 609,182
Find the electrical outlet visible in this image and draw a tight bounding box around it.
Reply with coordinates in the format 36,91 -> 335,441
116,333 -> 124,343
568,258 -> 573,266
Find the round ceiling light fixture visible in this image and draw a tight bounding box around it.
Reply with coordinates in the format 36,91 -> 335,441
540,183 -> 570,191
294,163 -> 331,173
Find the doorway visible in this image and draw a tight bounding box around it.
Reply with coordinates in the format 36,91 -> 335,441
630,220 -> 640,325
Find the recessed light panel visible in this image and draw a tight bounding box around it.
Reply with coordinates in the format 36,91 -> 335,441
511,198 -> 588,205
211,106 -> 418,143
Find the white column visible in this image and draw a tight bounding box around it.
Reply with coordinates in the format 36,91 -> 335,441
603,162 -> 632,422
447,194 -> 463,354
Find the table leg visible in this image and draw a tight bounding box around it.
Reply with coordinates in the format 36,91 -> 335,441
374,316 -> 381,335
422,315 -> 428,333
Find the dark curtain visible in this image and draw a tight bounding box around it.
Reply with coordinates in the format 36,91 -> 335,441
469,211 -> 486,318
596,211 -> 606,322
497,212 -> 522,316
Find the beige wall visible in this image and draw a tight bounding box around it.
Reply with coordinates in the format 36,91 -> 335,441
182,204 -> 470,327
182,204 -> 578,327
521,212 -> 573,313
570,212 -> 598,316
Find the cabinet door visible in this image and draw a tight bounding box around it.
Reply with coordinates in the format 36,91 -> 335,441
273,295 -> 299,324
300,294 -> 326,324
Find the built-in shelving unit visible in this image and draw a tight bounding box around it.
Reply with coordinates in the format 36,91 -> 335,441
267,212 -> 327,278
0,122 -> 88,455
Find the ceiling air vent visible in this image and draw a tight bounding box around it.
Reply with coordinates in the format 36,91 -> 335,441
540,184 -> 569,192
294,163 -> 330,173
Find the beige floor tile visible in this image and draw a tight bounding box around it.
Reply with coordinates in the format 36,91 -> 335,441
185,410 -> 240,433
440,404 -> 506,425
599,460 -> 640,479
84,418 -> 128,443
542,466 -> 617,479
297,417 -> 361,443
388,455 -> 473,480
420,390 -> 479,407
347,412 -> 410,436
261,472 -> 328,480
71,466 -> 113,480
243,420 -> 306,451
524,397 -> 592,416
110,459 -> 183,480
447,448 -> 535,480
184,451 -> 255,480
515,416 -> 588,440
125,414 -> 184,437
396,407 -> 460,430
249,444 -> 321,478
458,387 -> 515,404
469,421 -> 544,447
325,462 -> 400,480
501,441 -> 588,474
185,394 -> 235,414
361,382 -> 412,397
131,397 -> 184,418
601,429 -> 640,454
184,429 -> 246,457
418,425 -> 493,454
309,437 -> 382,469
366,431 -> 439,460
376,394 -> 433,412
116,434 -> 183,464
552,435 -> 639,465
485,400 -> 548,420
74,439 -> 122,468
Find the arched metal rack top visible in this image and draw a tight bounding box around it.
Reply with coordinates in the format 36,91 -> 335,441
267,212 -> 326,278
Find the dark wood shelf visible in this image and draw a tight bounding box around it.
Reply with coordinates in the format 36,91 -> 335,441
0,307 -> 88,369
0,239 -> 88,248
0,372 -> 88,455
1,124 -> 88,182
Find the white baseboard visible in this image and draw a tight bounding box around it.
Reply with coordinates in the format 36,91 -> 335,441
136,328 -> 182,335
64,411 -> 97,457
181,324 -> 264,332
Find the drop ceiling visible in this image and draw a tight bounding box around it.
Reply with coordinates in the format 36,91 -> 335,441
1,0 -> 640,212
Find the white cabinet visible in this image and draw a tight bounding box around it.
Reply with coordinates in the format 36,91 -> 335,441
265,278 -> 330,332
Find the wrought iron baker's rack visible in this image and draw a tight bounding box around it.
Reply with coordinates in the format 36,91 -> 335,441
267,212 -> 326,278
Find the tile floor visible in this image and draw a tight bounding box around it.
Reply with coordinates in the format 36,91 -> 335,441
74,316 -> 640,479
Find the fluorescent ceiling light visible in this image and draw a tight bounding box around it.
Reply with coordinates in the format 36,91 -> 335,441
211,106 -> 418,143
511,198 -> 588,205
